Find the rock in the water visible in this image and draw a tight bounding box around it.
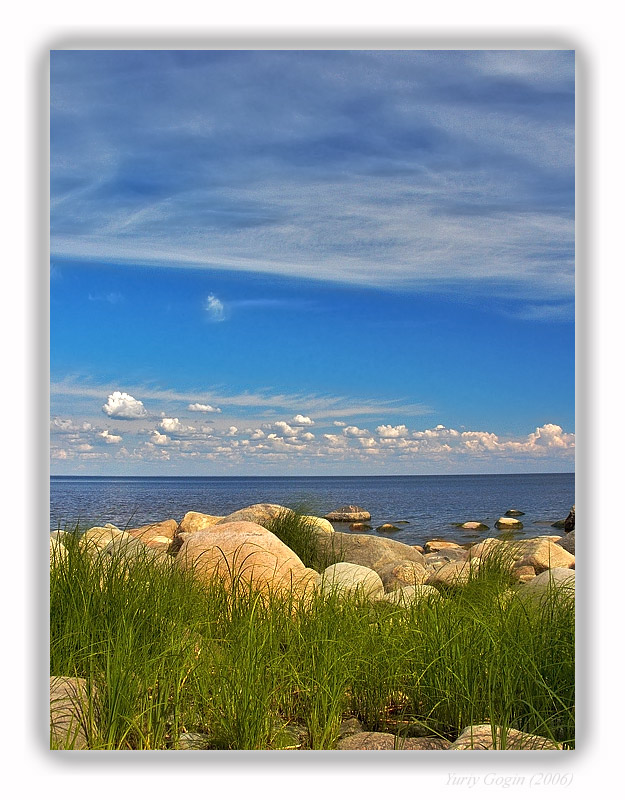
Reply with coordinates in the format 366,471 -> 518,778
320,562 -> 384,600
349,522 -> 373,532
551,519 -> 566,529
376,523 -> 400,533
317,530 -> 426,573
459,521 -> 490,531
215,503 -> 291,527
176,521 -> 319,600
177,511 -> 224,533
564,505 -> 575,533
505,509 -> 525,516
376,559 -> 429,591
325,505 -> 371,522
50,676 -> 92,749
337,732 -> 451,750
451,724 -> 561,750
495,517 -> 523,529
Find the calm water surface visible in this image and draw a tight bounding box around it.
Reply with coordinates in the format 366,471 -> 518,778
50,473 -> 574,547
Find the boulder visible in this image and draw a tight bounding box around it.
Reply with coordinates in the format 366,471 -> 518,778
551,519 -> 566,529
516,567 -> 575,605
376,559 -> 429,591
50,676 -> 92,749
337,732 -> 450,750
317,530 -> 426,573
511,565 -> 537,583
320,562 -> 384,600
349,522 -> 372,532
103,535 -> 171,566
325,505 -> 371,522
564,505 -> 575,533
376,523 -> 400,533
382,584 -> 441,608
426,560 -> 476,588
451,724 -> 561,750
505,509 -> 525,516
177,511 -> 224,533
559,529 -> 575,555
214,503 -> 291,527
512,539 -> 575,572
175,521 -> 319,600
127,519 -> 178,551
495,517 -> 523,529
459,521 -> 489,531
301,515 -> 335,534
50,537 -> 68,568
424,540 -> 463,553
79,524 -> 126,553
424,548 -> 468,565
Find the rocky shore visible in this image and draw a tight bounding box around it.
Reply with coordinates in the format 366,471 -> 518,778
50,501 -> 575,750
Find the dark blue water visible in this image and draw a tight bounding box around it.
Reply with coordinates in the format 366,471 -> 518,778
50,473 -> 574,547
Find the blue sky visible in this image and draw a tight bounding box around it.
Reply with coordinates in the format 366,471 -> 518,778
50,49 -> 575,475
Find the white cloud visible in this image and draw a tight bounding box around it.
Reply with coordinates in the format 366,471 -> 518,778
102,391 -> 148,420
159,417 -> 187,434
376,424 -> 409,438
344,425 -> 370,437
188,403 -> 222,413
204,293 -> 226,322
333,420 -> 346,427
292,414 -> 314,426
149,431 -> 171,445
98,430 -> 122,444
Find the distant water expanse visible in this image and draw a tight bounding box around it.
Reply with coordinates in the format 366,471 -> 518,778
50,473 -> 574,547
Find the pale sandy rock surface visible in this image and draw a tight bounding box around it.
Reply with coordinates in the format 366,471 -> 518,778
214,503 -> 291,527
513,539 -> 575,572
376,559 -> 429,591
325,505 -> 371,522
177,511 -> 224,533
50,676 -> 92,750
175,520 -> 319,599
320,562 -> 384,599
337,732 -> 451,750
382,584 -> 441,607
318,530 -> 426,573
451,723 -> 561,750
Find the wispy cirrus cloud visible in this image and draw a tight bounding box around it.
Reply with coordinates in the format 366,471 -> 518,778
50,50 -> 574,299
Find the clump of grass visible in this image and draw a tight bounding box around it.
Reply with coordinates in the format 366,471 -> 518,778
50,529 -> 575,750
263,506 -> 343,572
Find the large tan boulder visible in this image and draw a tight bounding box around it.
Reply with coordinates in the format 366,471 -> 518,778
426,560 -> 477,588
214,503 -> 291,527
516,567 -> 575,605
301,515 -> 335,534
175,521 -> 319,599
50,537 -> 68,568
382,584 -> 441,608
127,519 -> 178,551
338,732 -> 450,750
50,676 -> 92,749
424,540 -> 463,553
376,559 -> 429,591
451,724 -> 561,750
320,562 -> 384,600
512,539 -> 575,572
317,530 -> 426,573
177,511 -> 224,533
79,524 -> 126,553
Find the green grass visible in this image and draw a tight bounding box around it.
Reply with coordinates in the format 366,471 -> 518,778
50,516 -> 575,750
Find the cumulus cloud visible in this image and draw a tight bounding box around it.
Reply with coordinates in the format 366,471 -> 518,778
204,293 -> 226,322
376,424 -> 409,438
150,431 -> 171,445
188,403 -> 222,413
98,430 -> 122,444
344,425 -> 370,437
102,391 -> 148,420
292,414 -> 314,426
